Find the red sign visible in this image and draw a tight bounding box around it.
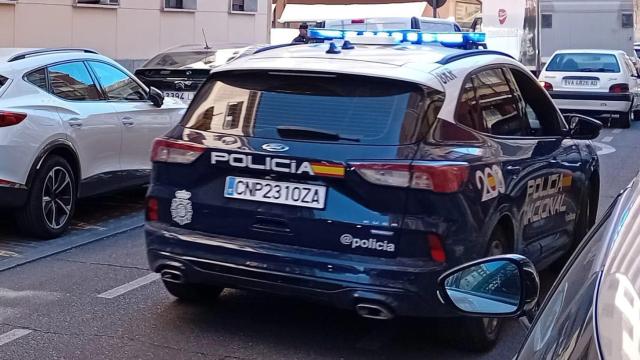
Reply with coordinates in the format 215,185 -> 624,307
498,9 -> 507,25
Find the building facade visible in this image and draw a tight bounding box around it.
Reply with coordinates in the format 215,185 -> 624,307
272,0 -> 481,28
0,0 -> 271,70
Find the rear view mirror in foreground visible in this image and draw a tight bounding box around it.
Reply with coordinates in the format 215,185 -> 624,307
148,86 -> 165,108
437,255 -> 539,317
566,114 -> 602,140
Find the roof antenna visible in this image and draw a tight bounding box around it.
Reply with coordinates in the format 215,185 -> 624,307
202,28 -> 211,50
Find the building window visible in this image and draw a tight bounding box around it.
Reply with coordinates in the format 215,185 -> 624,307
622,13 -> 634,28
541,14 -> 552,29
223,102 -> 244,129
230,0 -> 257,13
164,0 -> 197,11
76,0 -> 119,6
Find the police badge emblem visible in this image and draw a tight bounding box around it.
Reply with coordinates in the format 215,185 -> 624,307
170,190 -> 193,225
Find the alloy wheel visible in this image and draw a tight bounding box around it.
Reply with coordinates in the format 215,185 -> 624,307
41,166 -> 73,229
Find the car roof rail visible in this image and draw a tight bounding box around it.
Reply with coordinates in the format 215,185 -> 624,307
437,50 -> 514,65
252,42 -> 306,55
8,48 -> 99,62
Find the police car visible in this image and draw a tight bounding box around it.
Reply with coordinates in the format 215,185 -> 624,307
145,29 -> 601,351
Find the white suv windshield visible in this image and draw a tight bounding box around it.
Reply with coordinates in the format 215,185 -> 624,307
546,53 -> 621,73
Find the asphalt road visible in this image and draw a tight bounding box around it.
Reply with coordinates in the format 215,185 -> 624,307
0,123 -> 637,359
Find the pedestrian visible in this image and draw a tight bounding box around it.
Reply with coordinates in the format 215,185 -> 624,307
292,23 -> 310,44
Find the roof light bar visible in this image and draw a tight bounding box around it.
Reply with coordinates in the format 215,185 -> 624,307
308,29 -> 486,48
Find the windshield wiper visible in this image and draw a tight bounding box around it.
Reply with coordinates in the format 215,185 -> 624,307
276,126 -> 361,142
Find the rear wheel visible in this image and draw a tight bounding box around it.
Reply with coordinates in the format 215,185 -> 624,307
16,156 -> 76,239
445,226 -> 508,352
162,280 -> 224,303
633,109 -> 640,121
615,110 -> 632,128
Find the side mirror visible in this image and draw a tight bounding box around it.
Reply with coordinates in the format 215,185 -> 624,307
437,255 -> 539,318
565,114 -> 602,140
148,87 -> 164,108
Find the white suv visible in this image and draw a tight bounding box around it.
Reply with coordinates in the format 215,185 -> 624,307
0,48 -> 185,238
539,49 -> 640,128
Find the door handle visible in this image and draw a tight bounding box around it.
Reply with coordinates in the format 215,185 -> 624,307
67,118 -> 82,128
121,117 -> 135,127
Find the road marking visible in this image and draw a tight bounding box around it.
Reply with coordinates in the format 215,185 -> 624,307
613,129 -> 622,134
592,142 -> 616,155
0,329 -> 32,346
602,136 -> 614,143
98,273 -> 160,299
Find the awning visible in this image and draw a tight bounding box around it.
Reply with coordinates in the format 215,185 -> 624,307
278,2 -> 427,23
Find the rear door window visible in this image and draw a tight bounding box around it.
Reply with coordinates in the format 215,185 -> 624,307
183,72 -> 435,145
546,53 -> 621,73
48,62 -> 101,101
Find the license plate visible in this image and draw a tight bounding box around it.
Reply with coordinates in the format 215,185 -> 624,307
224,177 -> 326,209
562,79 -> 599,88
163,91 -> 195,102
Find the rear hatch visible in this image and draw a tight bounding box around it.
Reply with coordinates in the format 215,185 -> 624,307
541,52 -> 626,92
134,50 -> 216,103
152,70 -> 445,259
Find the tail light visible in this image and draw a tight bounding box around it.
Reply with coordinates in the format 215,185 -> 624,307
350,161 -> 469,193
0,111 -> 27,127
146,197 -> 158,221
351,19 -> 365,24
428,233 -> 446,263
151,138 -> 206,164
609,83 -> 629,93
539,81 -> 553,91
0,179 -> 24,188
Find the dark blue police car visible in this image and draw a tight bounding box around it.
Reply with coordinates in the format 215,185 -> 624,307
145,30 -> 602,350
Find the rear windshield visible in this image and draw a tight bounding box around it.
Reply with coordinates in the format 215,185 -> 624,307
420,22 -> 456,32
546,53 -> 621,73
143,51 -> 215,69
182,72 -> 440,145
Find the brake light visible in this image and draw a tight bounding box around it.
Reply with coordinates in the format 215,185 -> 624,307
0,111 -> 26,127
351,19 -> 365,24
428,233 -> 446,263
539,81 -> 553,91
609,83 -> 629,93
146,197 -> 158,221
351,161 -> 469,193
151,138 -> 206,164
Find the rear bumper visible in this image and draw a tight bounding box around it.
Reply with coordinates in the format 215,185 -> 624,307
549,91 -> 632,112
145,222 -> 456,318
0,186 -> 28,208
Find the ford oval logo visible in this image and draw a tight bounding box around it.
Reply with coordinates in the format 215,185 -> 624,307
262,143 -> 289,152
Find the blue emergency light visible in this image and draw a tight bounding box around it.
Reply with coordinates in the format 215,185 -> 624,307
308,29 -> 486,48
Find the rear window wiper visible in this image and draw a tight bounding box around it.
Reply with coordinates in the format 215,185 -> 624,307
276,126 -> 361,142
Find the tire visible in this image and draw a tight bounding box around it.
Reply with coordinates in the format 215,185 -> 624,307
616,111 -> 631,128
445,227 -> 508,352
162,280 -> 224,302
16,156 -> 76,239
633,109 -> 640,121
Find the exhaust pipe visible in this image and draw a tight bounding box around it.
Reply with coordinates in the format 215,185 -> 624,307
160,269 -> 185,284
355,303 -> 394,320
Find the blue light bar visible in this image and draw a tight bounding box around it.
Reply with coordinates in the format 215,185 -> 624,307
308,29 -> 487,48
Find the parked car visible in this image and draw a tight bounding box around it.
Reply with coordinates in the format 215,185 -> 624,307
438,173 -> 640,358
539,49 -> 640,128
0,48 -> 185,238
321,17 -> 462,32
145,29 -> 601,351
134,44 -> 250,104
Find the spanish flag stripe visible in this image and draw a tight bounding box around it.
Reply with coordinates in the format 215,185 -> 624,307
311,163 -> 345,177
561,175 -> 573,187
